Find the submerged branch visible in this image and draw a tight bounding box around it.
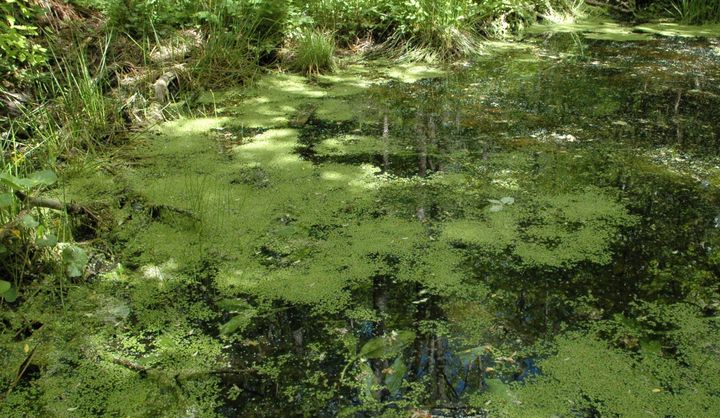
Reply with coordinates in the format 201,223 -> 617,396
0,192 -> 98,240
584,0 -> 633,14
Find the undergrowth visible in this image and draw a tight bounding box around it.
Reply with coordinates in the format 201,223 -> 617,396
668,0 -> 720,23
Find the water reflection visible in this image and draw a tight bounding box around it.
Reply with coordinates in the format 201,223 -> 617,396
229,32 -> 720,415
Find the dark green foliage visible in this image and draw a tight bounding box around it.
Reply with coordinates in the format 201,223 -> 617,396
668,0 -> 720,23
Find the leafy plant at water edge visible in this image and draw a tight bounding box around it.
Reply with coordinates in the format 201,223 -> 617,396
0,169 -> 88,301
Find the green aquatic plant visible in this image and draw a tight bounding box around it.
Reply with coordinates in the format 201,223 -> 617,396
443,187 -> 636,269
473,303 -> 720,417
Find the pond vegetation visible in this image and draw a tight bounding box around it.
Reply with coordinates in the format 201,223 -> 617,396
2,1 -> 720,416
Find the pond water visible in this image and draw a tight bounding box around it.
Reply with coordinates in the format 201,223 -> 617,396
23,28 -> 720,417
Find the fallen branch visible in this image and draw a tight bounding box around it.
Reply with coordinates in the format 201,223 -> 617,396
110,356 -> 254,379
14,190 -> 90,216
584,0 -> 633,14
153,70 -> 179,103
0,192 -> 99,240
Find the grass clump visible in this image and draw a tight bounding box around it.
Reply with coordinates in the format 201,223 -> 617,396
669,0 -> 720,23
289,29 -> 337,75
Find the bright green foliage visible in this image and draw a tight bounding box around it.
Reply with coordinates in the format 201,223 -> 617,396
0,0 -> 46,83
103,0 -> 200,36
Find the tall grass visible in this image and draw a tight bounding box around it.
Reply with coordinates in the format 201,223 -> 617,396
48,43 -> 123,153
541,0 -> 591,24
381,0 -> 484,59
290,29 -> 337,74
669,0 -> 720,23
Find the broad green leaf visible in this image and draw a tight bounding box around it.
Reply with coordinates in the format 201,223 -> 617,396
485,378 -> 513,401
359,361 -> 378,399
0,280 -> 11,294
359,330 -> 415,359
0,170 -> 56,190
219,308 -> 257,336
2,286 -> 18,302
384,355 -> 408,396
28,170 -> 57,186
36,233 -> 58,247
62,245 -> 88,278
21,214 -> 38,229
500,197 -> 515,205
489,205 -> 504,212
217,298 -> 253,312
0,192 -> 13,208
0,173 -> 35,190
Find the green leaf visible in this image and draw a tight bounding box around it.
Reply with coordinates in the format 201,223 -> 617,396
21,214 -> 38,229
0,192 -> 14,208
384,355 -> 407,396
2,286 -> 18,302
359,361 -> 378,399
485,378 -> 514,401
0,173 -> 35,190
489,205 -> 504,212
36,233 -> 58,247
0,170 -> 56,191
62,245 -> 88,278
500,196 -> 515,205
359,330 -> 415,359
217,298 -> 253,312
0,280 -> 11,294
219,309 -> 257,336
28,170 -> 57,186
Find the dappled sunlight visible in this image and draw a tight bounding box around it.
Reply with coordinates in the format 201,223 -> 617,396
161,116 -> 229,135
635,22 -> 720,38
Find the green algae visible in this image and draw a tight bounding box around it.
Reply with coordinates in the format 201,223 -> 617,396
635,22 -> 720,38
443,188 -> 636,268
532,18 -> 720,41
472,304 -> 720,417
